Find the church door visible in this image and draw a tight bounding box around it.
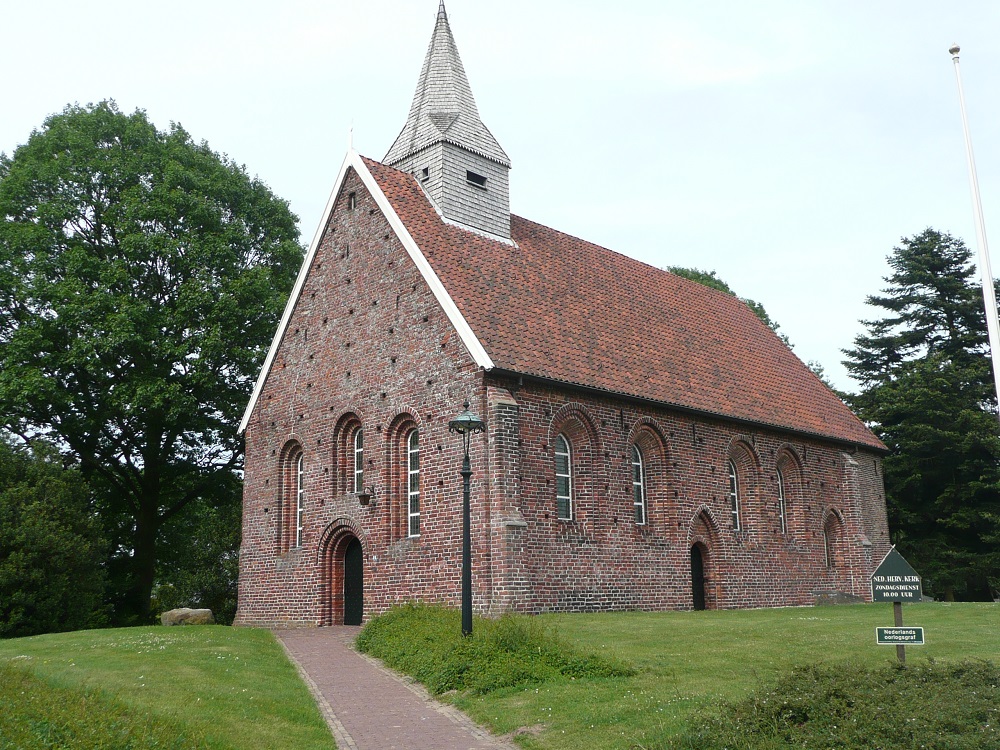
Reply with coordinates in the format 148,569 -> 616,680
343,538 -> 364,625
691,545 -> 706,611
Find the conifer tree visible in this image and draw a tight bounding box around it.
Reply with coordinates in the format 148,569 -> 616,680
844,228 -> 1000,600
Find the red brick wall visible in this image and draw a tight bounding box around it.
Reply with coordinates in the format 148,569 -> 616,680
237,168 -> 484,626
235,167 -> 890,627
485,379 -> 889,614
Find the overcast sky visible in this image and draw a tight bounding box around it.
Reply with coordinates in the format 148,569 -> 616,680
4,1 -> 1000,391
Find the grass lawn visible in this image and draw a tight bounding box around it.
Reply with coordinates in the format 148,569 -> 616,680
0,626 -> 333,750
1,604 -> 996,749
445,602 -> 1000,749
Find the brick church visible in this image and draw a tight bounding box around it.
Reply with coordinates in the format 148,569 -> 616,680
235,2 -> 890,627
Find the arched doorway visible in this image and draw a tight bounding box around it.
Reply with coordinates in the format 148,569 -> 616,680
343,537 -> 364,626
318,521 -> 364,626
691,545 -> 707,611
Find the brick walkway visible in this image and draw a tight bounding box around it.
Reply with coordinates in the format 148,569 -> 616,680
275,627 -> 518,750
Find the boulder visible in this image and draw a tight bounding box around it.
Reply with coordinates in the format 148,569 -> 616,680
160,607 -> 215,626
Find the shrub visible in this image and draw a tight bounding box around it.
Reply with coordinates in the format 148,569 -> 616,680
356,603 -> 635,695
0,438 -> 107,638
676,658 -> 1000,749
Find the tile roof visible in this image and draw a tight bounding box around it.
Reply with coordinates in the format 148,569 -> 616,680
364,157 -> 884,451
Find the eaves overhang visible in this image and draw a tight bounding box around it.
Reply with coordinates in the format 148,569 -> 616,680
487,367 -> 888,455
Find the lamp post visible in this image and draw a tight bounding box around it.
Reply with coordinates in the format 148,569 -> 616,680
448,401 -> 485,636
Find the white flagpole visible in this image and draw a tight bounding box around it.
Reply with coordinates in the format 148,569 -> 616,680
950,44 -> 1000,417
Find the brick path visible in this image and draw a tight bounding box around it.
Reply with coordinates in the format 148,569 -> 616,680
275,627 -> 518,750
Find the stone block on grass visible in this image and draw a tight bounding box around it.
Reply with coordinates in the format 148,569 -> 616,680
161,608 -> 215,626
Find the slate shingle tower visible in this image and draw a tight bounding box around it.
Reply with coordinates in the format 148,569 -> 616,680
384,1 -> 512,240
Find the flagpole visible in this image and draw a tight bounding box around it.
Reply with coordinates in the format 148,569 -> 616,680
950,44 -> 1000,417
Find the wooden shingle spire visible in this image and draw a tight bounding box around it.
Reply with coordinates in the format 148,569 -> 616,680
384,1 -> 512,240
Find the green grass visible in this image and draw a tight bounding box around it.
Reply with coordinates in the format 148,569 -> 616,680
372,603 -> 999,750
0,661 -> 208,749
2,604 -> 996,750
0,626 -> 333,750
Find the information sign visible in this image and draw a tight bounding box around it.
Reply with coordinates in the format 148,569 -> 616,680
870,547 -> 922,602
876,627 -> 925,645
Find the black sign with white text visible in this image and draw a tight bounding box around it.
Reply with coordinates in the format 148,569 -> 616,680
870,547 -> 923,602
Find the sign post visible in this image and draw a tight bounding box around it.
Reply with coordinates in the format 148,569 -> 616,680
870,547 -> 923,664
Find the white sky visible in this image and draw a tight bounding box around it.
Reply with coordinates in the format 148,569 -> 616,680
4,1 -> 1000,391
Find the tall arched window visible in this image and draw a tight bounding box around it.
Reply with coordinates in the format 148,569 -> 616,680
407,429 -> 420,537
353,428 -> 364,493
295,453 -> 305,548
728,460 -> 741,531
776,466 -> 787,535
632,445 -> 647,525
555,434 -> 573,520
823,513 -> 843,569
775,449 -> 802,536
278,441 -> 304,554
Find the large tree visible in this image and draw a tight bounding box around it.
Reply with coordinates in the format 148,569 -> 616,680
0,102 -> 302,622
844,228 -> 1000,600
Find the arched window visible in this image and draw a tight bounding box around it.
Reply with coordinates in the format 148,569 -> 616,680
333,413 -> 363,496
407,429 -> 420,537
775,449 -> 802,536
555,434 -> 573,520
728,459 -> 741,530
632,445 -> 647,525
278,441 -> 304,554
823,513 -> 843,569
295,453 -> 305,548
776,466 -> 787,535
353,428 -> 364,494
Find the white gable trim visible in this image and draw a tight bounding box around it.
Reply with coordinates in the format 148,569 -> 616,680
238,149 -> 494,435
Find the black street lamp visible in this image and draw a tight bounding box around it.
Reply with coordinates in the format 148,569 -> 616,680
448,400 -> 485,636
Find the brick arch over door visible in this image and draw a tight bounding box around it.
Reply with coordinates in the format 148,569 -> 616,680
687,506 -> 721,610
317,519 -> 366,626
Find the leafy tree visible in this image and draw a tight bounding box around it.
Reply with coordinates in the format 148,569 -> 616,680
844,228 -> 1000,600
669,266 -> 790,344
0,436 -> 107,637
0,102 -> 302,622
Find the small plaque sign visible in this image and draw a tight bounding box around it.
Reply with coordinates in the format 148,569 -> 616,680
870,547 -> 923,602
876,627 -> 925,645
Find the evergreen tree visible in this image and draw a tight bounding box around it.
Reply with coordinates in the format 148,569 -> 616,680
844,228 -> 1000,600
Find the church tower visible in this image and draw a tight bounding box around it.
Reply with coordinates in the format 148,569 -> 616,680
384,1 -> 512,240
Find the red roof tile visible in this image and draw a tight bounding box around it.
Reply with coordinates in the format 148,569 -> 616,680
363,157 -> 884,451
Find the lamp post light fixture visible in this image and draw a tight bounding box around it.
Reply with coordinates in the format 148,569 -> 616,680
448,400 -> 485,637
